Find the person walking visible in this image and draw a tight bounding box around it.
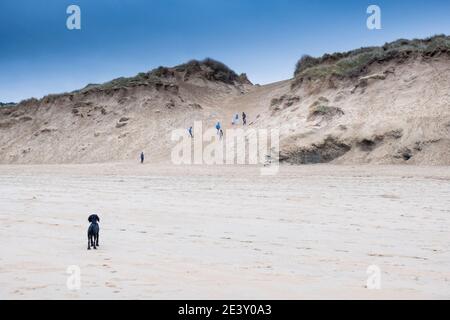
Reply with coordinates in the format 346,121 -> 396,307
242,112 -> 247,125
140,152 -> 145,164
232,113 -> 239,125
188,126 -> 193,138
216,121 -> 221,135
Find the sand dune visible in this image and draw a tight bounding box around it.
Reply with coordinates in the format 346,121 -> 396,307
1,38 -> 449,165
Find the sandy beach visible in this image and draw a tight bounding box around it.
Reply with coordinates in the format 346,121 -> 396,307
0,163 -> 449,299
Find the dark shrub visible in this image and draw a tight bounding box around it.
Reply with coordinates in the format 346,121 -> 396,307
294,55 -> 320,76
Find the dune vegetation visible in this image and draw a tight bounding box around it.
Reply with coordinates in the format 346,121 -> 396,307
294,35 -> 450,82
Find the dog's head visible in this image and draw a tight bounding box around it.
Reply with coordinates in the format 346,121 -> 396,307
88,214 -> 100,223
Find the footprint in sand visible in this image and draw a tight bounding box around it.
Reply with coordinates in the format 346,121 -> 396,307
270,242 -> 284,247
105,282 -> 117,288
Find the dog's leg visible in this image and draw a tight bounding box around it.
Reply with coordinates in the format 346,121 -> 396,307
87,234 -> 91,250
96,232 -> 99,247
93,234 -> 97,250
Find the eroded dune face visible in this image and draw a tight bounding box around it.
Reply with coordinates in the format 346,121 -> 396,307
1,39 -> 449,165
0,60 -> 252,164
251,57 -> 450,165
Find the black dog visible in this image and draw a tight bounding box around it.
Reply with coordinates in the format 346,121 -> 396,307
87,214 -> 100,250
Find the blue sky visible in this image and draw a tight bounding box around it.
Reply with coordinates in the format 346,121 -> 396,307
1,0 -> 449,102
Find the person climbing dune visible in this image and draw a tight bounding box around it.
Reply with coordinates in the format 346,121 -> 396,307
232,113 -> 239,125
216,121 -> 221,135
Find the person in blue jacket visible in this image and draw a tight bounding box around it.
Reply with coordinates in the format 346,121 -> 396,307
215,121 -> 221,135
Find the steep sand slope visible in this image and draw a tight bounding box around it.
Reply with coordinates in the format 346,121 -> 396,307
0,60 -> 252,164
246,57 -> 450,165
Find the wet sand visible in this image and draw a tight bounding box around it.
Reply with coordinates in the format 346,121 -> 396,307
0,163 -> 449,299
